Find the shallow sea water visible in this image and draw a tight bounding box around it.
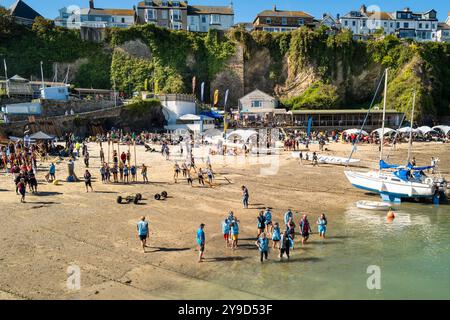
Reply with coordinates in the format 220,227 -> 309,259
196,202 -> 450,300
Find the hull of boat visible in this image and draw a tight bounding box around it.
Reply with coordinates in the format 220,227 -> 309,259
345,171 -> 435,199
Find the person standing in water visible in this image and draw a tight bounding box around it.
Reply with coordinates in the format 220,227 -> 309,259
255,233 -> 269,263
279,231 -> 291,261
316,213 -> 327,239
257,211 -> 266,238
264,208 -> 273,236
137,216 -> 149,253
299,214 -> 312,245
197,223 -> 206,263
272,222 -> 281,250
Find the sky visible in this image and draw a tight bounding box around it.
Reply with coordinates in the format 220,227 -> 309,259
1,0 -> 448,23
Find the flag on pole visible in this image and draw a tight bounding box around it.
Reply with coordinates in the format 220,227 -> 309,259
224,89 -> 229,110
201,82 -> 205,102
154,80 -> 159,94
192,76 -> 196,95
307,116 -> 313,138
214,89 -> 219,107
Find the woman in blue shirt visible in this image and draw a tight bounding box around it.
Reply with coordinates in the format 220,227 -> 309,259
272,222 -> 281,250
316,213 -> 328,239
222,218 -> 231,248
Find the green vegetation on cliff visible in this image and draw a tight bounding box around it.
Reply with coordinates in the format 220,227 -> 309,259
1,7 -> 449,121
0,13 -> 111,88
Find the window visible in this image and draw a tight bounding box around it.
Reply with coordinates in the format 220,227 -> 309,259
419,23 -> 422,29
172,1 -> 180,7
146,9 -> 157,21
252,100 -> 262,108
404,22 -> 409,28
432,23 -> 435,29
390,22 -> 393,28
298,18 -> 304,25
161,10 -> 168,19
425,23 -> 429,29
344,20 -> 348,26
352,21 -> 356,26
211,14 -> 220,25
170,9 -> 181,21
201,15 -> 207,23
384,22 -> 387,27
362,20 -> 366,27
172,22 -> 182,30
266,17 -> 272,24
121,18 -> 125,23
281,17 -> 287,25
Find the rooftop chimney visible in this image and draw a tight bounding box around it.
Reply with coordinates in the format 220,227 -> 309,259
360,4 -> 367,14
89,0 -> 94,9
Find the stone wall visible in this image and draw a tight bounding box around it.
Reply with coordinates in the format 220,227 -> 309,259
40,99 -> 116,117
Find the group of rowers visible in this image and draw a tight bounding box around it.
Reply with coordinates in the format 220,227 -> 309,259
196,209 -> 328,263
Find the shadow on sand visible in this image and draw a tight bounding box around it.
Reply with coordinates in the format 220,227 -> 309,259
205,256 -> 248,263
148,247 -> 190,253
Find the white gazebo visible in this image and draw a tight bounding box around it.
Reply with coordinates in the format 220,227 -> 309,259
371,128 -> 396,136
343,129 -> 369,136
432,125 -> 450,135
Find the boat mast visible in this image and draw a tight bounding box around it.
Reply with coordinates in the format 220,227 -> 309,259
380,68 -> 388,162
407,90 -> 416,164
3,59 -> 9,98
40,61 -> 45,89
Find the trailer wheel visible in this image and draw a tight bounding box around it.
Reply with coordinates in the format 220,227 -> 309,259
154,194 -> 161,200
161,191 -> 168,198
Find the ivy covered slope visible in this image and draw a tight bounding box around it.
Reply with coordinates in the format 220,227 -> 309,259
0,10 -> 111,89
231,26 -> 450,121
109,24 -> 235,95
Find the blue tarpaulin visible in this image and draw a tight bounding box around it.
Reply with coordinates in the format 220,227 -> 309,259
379,160 -> 401,170
200,110 -> 223,120
394,169 -> 410,181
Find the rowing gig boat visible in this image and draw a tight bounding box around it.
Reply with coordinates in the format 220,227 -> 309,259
356,200 -> 391,211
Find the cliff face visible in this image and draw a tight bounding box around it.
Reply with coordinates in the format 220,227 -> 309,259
1,13 -> 449,122
231,27 -> 450,122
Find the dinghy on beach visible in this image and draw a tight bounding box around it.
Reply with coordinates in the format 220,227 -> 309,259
356,200 -> 391,211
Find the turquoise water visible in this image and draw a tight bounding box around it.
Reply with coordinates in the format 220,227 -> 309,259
200,203 -> 450,299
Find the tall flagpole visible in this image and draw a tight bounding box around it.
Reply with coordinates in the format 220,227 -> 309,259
3,59 -> 10,98
407,90 -> 416,164
380,68 -> 388,163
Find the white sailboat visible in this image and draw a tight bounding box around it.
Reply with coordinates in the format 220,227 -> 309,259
344,69 -> 447,203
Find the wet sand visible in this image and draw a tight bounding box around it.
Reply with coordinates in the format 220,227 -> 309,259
0,140 -> 449,300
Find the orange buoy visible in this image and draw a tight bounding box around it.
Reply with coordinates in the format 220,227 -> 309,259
386,209 -> 396,222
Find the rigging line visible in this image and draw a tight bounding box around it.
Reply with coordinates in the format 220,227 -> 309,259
346,70 -> 386,166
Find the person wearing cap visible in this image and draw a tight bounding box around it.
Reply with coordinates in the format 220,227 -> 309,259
197,223 -> 206,262
137,217 -> 149,253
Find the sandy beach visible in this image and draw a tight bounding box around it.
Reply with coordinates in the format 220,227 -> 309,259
1,140 -> 449,300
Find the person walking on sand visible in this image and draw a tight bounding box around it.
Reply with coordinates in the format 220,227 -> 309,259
84,151 -> 90,168
317,213 -> 327,239
130,165 -> 137,183
174,162 -> 181,183
48,162 -> 56,182
141,164 -> 148,183
123,164 -> 129,184
84,170 -> 94,193
242,186 -> 249,209
206,167 -> 214,187
17,178 -> 26,203
197,168 -> 205,186
100,147 -> 105,164
230,220 -> 239,249
197,223 -> 206,262
186,169 -> 193,186
222,218 -> 231,248
255,233 -> 269,263
272,222 -> 281,250
137,216 -> 149,253
279,231 -> 291,261
312,152 -> 319,167
299,214 -> 312,246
